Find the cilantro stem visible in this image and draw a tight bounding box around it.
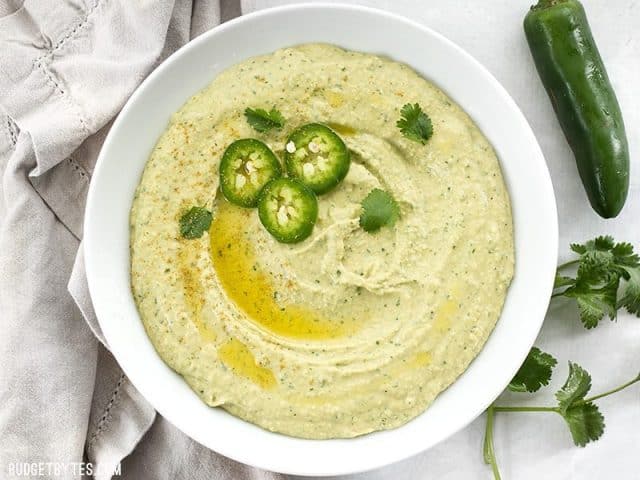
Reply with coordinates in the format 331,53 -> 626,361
492,406 -> 558,413
492,374 -> 640,413
576,374 -> 640,405
483,406 -> 502,480
551,291 -> 567,298
556,259 -> 579,270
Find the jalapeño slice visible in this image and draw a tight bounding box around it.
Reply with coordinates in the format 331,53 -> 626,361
257,178 -> 318,244
284,123 -> 350,195
219,139 -> 282,207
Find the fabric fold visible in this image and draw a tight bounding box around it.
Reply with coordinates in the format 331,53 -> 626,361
0,0 -> 179,178
85,347 -> 156,480
69,245 -> 106,346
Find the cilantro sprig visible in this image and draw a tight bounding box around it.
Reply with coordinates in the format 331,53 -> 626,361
359,189 -> 400,233
553,236 -> 640,328
483,237 -> 640,478
179,206 -> 212,239
244,107 -> 285,133
396,103 -> 433,144
483,347 -> 640,479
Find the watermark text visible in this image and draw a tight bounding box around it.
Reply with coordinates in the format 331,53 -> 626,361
7,462 -> 121,477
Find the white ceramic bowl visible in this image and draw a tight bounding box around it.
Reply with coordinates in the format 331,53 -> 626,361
84,3 -> 558,476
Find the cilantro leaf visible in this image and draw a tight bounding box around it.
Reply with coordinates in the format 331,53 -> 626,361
561,402 -> 605,447
554,362 -> 604,446
612,242 -> 640,267
244,107 -> 285,133
571,235 -> 614,254
554,274 -> 575,289
396,103 -> 433,144
359,189 -> 400,233
508,347 -> 557,393
179,206 -> 212,239
563,279 -> 619,329
574,235 -> 639,280
620,266 -> 640,315
570,243 -> 587,255
555,362 -> 592,414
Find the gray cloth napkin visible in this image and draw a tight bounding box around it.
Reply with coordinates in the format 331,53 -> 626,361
0,1 -> 280,479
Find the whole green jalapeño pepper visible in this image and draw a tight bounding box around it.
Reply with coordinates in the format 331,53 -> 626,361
524,0 -> 629,218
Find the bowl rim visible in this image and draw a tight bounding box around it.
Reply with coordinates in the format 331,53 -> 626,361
84,2 -> 558,476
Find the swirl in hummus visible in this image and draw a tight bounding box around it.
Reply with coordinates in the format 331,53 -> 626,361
130,44 -> 514,439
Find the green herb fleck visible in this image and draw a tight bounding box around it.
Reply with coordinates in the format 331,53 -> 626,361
396,103 -> 433,144
179,206 -> 212,239
244,107 -> 285,133
359,189 -> 400,233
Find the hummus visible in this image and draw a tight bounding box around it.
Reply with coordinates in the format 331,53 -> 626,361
130,44 -> 514,439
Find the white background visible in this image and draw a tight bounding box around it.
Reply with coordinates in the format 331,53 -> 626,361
240,0 -> 640,478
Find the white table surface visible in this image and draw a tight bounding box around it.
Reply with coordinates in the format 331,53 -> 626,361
239,1 -> 640,478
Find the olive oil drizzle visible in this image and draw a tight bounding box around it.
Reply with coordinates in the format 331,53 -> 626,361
209,200 -> 352,340
218,338 -> 276,389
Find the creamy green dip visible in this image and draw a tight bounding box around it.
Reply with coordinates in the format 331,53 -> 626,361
130,44 -> 514,439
